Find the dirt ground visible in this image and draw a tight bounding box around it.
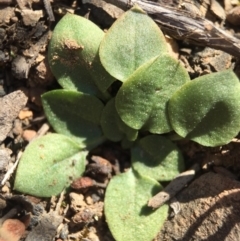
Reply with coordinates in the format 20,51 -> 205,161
1,0 -> 240,240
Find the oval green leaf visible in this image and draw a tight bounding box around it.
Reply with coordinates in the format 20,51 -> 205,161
105,169 -> 168,241
99,5 -> 169,81
48,13 -> 114,96
132,135 -> 185,181
42,90 -> 105,149
168,70 -> 240,146
115,55 -> 190,134
14,134 -> 86,197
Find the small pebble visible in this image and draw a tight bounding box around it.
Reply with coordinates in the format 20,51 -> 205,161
227,6 -> 240,26
71,177 -> 94,190
88,231 -> 100,241
2,185 -> 10,193
210,0 -> 226,20
12,119 -> 23,136
18,110 -> 33,119
231,0 -> 239,5
10,16 -> 18,23
12,55 -> 30,79
86,196 -> 93,205
22,130 -> 37,142
69,193 -> 86,213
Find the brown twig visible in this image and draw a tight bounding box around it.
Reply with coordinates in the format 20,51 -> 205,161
43,0 -> 55,22
104,0 -> 240,58
148,163 -> 200,209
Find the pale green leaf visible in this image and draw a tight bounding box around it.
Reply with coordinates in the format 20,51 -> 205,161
99,5 -> 169,81
105,169 -> 168,241
168,70 -> 240,146
14,134 -> 86,197
48,13 -> 114,97
132,135 -> 185,181
115,55 -> 190,134
42,90 -> 105,149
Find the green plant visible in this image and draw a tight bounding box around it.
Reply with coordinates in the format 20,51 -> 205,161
14,5 -> 240,241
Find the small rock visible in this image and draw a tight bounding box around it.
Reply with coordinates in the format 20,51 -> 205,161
0,219 -> 26,241
18,110 -> 33,120
82,0 -> 124,27
22,130 -> 37,142
12,119 -> 23,136
10,16 -> 18,23
69,193 -> 86,213
192,47 -> 232,74
86,155 -> 112,182
71,177 -> 95,190
224,0 -> 232,11
231,0 -> 239,5
21,9 -> 44,26
72,208 -> 93,224
179,2 -> 203,17
0,90 -> 28,143
35,54 -> 45,64
0,7 -> 15,24
34,59 -> 54,86
1,185 -> 10,193
12,56 -> 30,79
210,0 -> 226,20
16,0 -> 30,9
88,231 -> 100,241
86,196 -> 94,205
25,211 -> 63,241
227,6 -> 240,26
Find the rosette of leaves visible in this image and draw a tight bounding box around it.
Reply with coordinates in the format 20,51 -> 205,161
14,5 -> 240,241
